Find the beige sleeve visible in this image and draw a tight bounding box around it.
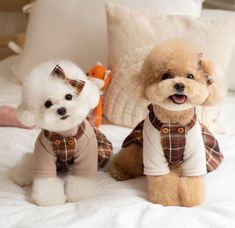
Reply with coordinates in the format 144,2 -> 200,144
33,138 -> 57,178
72,136 -> 98,177
143,117 -> 170,176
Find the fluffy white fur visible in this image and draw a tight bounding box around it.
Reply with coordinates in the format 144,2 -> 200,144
17,60 -> 99,132
12,60 -> 100,206
32,177 -> 66,206
11,153 -> 34,186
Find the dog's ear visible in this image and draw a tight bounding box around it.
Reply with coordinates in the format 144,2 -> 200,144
125,68 -> 147,101
16,102 -> 35,126
200,59 -> 226,106
199,59 -> 214,76
86,80 -> 100,109
203,79 -> 226,106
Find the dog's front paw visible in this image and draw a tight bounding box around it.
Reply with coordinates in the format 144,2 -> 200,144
110,164 -> 133,181
11,153 -> 34,186
32,177 -> 66,206
147,173 -> 180,206
65,175 -> 97,202
178,176 -> 204,207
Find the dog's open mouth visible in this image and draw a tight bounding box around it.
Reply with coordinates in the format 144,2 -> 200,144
60,115 -> 70,120
169,94 -> 187,104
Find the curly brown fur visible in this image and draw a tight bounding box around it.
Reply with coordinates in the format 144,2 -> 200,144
178,176 -> 205,207
111,144 -> 143,180
153,105 -> 194,124
111,39 -> 225,207
147,172 -> 180,206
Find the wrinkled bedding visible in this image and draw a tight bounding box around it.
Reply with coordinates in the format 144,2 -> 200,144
0,56 -> 235,228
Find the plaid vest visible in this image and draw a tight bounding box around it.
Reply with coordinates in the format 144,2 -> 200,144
44,121 -> 112,172
122,105 -> 223,172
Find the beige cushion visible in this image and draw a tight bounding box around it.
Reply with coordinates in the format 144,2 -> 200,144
201,9 -> 235,91
11,0 -> 203,83
104,4 -> 235,133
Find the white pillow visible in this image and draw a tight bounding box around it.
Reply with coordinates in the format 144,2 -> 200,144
104,4 -> 235,133
201,9 -> 235,91
12,0 -> 203,83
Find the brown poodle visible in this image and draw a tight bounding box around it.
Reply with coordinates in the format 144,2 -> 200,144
111,39 -> 224,207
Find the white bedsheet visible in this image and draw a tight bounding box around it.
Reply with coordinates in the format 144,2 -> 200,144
0,56 -> 235,228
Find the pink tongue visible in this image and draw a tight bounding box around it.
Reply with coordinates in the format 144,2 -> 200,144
172,95 -> 186,104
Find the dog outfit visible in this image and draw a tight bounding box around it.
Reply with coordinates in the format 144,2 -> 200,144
122,105 -> 223,176
32,64 -> 112,178
33,119 -> 112,178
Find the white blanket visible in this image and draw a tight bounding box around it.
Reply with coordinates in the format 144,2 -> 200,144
0,56 -> 235,228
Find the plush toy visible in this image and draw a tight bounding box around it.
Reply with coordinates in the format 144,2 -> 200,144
111,39 -> 224,207
11,60 -> 112,206
86,63 -> 111,127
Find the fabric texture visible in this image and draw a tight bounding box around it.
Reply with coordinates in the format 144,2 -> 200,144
93,127 -> 113,168
104,4 -> 235,132
11,0 -> 203,83
201,9 -> 235,91
34,119 -> 112,177
122,106 -> 223,174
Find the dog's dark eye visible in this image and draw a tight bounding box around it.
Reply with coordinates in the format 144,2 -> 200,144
162,73 -> 172,80
44,100 -> 53,109
65,94 -> 73,101
187,74 -> 194,80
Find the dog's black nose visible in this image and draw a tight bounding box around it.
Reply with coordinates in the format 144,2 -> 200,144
175,83 -> 185,92
57,107 -> 67,116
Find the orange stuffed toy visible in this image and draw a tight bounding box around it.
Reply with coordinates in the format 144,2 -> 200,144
87,63 -> 111,127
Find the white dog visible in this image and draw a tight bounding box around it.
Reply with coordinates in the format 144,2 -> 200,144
11,60 -> 112,206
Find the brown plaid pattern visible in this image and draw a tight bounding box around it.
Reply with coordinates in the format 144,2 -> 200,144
51,64 -> 85,95
160,124 -> 186,164
122,120 -> 145,148
201,123 -> 223,172
149,105 -> 197,165
44,122 -> 86,172
93,127 -> 113,168
122,105 -> 223,172
44,121 -> 112,171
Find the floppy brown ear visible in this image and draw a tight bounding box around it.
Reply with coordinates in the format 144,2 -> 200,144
203,80 -> 226,106
199,59 -> 214,76
201,60 -> 226,106
125,69 -> 147,102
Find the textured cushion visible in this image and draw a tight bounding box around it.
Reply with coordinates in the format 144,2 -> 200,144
105,47 -> 150,127
104,4 -> 235,133
11,0 -> 203,83
201,9 -> 235,91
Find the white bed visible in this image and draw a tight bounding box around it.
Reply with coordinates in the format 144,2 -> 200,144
0,56 -> 235,228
